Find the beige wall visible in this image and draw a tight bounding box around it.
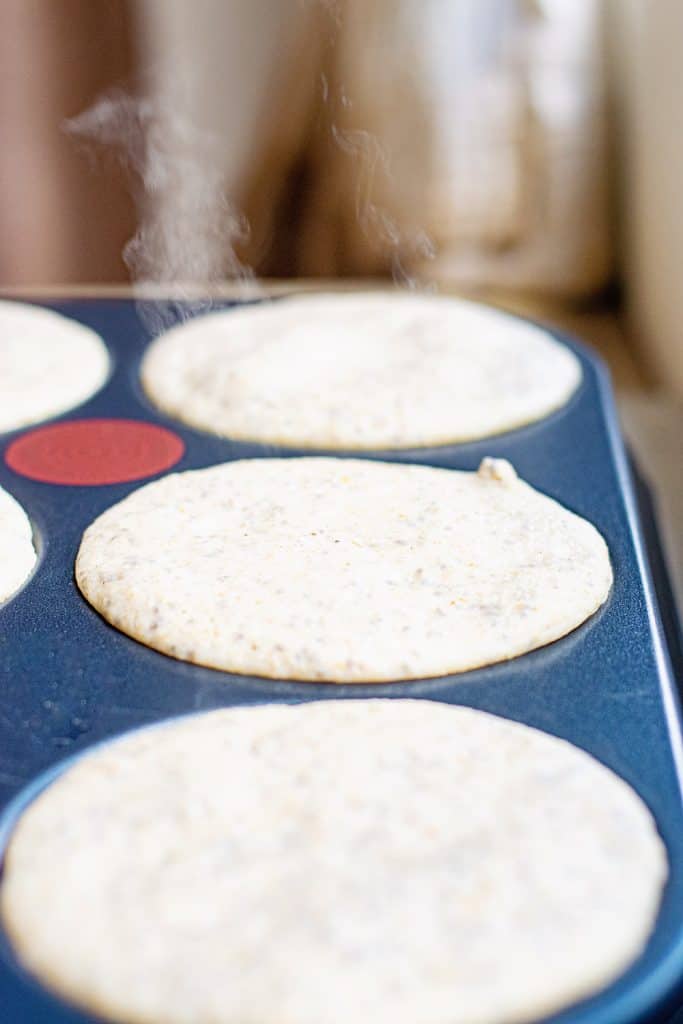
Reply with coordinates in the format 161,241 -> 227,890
612,0 -> 683,396
0,0 -> 135,284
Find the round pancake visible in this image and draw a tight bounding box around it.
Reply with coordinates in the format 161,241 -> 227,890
140,293 -> 581,449
75,456 -> 612,682
1,700 -> 666,1024
0,485 -> 36,604
0,301 -> 108,434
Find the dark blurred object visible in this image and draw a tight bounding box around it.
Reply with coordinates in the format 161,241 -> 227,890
134,0 -> 610,296
297,0 -> 611,295
0,0 -> 136,284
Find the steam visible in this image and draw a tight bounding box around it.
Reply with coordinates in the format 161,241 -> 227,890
329,120 -> 436,288
65,86 -> 258,333
322,67 -> 437,290
65,8 -> 438,327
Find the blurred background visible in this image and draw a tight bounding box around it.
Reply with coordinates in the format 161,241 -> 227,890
0,0 -> 680,596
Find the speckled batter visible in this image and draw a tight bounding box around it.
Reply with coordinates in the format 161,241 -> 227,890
0,301 -> 109,434
140,292 -> 581,448
1,700 -> 667,1024
75,456 -> 612,682
0,485 -> 36,604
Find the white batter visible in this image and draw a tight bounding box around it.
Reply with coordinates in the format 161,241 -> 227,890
0,301 -> 109,434
1,700 -> 666,1024
0,485 -> 36,604
75,456 -> 612,682
140,293 -> 581,448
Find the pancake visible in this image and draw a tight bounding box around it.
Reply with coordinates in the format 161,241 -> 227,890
75,456 -> 612,682
1,700 -> 666,1024
140,292 -> 581,449
0,485 -> 36,604
0,301 -> 108,434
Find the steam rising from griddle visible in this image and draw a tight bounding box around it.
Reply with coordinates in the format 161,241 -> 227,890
65,86 -> 258,332
64,4 -> 438,323
319,46 -> 437,289
329,114 -> 437,288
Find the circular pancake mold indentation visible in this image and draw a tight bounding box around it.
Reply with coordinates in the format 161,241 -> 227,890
0,301 -> 109,434
6,420 -> 185,486
140,292 -> 582,449
0,700 -> 667,1024
0,485 -> 36,604
75,456 -> 612,682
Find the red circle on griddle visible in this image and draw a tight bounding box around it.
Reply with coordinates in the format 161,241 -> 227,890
5,419 -> 185,485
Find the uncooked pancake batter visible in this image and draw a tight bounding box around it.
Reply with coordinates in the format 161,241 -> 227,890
141,292 -> 581,448
0,300 -> 108,434
1,700 -> 666,1024
0,485 -> 36,604
75,456 -> 612,682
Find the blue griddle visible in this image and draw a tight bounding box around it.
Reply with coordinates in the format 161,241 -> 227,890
0,298 -> 681,1024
